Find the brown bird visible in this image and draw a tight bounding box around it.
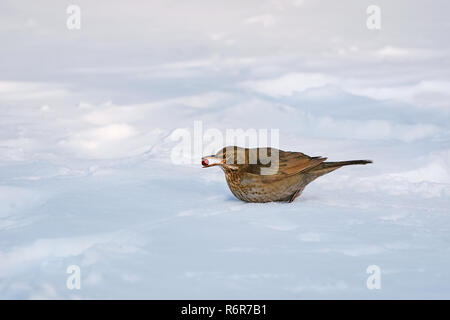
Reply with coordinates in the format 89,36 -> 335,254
202,146 -> 372,203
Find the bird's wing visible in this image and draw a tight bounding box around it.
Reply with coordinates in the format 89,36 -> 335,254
244,149 -> 327,176
277,151 -> 327,175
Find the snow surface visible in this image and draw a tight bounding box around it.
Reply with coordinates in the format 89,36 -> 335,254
1,0 -> 450,299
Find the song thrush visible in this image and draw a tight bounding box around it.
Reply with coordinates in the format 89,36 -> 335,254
202,146 -> 372,203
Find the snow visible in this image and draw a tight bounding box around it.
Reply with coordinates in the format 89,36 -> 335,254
1,0 -> 450,299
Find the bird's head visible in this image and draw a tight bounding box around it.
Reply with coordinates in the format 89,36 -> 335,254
201,146 -> 247,171
202,146 -> 280,175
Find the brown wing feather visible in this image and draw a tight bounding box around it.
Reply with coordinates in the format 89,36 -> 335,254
243,148 -> 326,176
278,150 -> 327,175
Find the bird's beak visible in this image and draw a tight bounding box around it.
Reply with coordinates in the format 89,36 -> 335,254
201,156 -> 224,168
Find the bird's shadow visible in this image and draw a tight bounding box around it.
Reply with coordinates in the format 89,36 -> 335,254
224,194 -> 318,204
224,195 -> 243,202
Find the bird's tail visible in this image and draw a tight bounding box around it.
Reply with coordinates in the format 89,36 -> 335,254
322,160 -> 372,168
308,159 -> 372,176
